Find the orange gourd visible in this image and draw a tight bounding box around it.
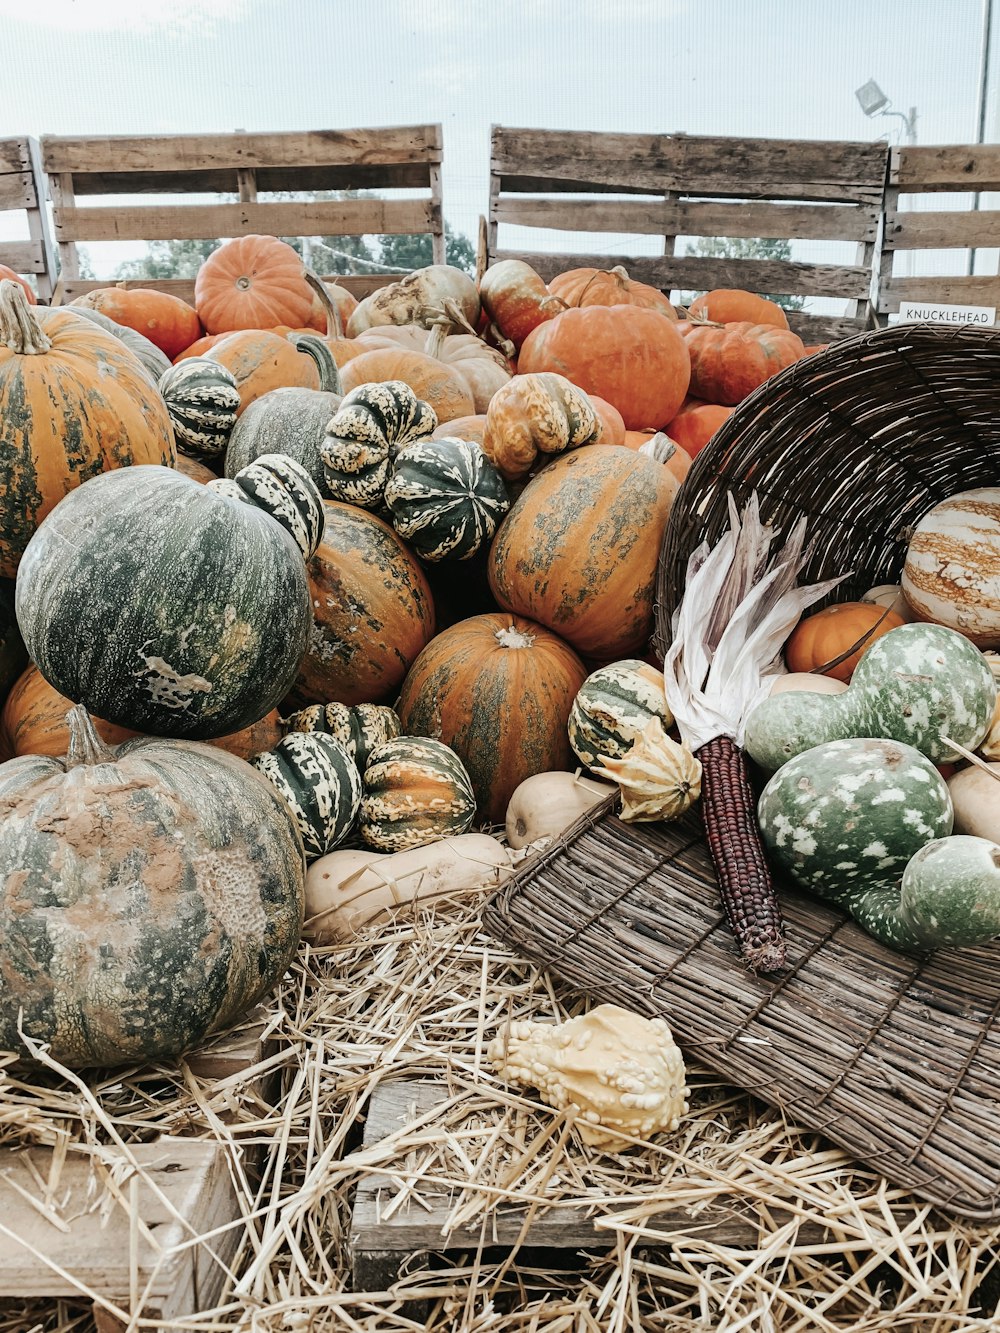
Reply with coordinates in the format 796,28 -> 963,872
339,347 -> 475,423
174,332 -> 228,363
667,399 -> 734,457
204,329 -> 320,415
71,286 -> 202,360
682,321 -> 804,406
479,259 -> 567,351
398,613 -> 588,824
0,266 -> 35,304
548,265 -> 676,319
785,602 -> 906,682
588,395 -> 626,446
489,445 -> 680,659
518,305 -> 691,431
194,235 -> 314,334
482,373 -> 600,481
687,289 -> 789,330
174,455 -> 218,484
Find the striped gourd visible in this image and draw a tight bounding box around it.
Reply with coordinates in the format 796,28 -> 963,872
902,488 -> 1000,648
252,732 -> 361,861
320,381 -> 437,510
282,701 -> 401,772
384,437 -> 510,562
360,735 -> 476,852
568,659 -> 673,772
208,454 -> 325,558
158,357 -> 241,456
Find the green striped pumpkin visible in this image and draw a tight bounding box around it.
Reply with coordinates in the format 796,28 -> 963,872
320,381 -> 437,510
159,357 -> 241,457
252,731 -> 361,861
384,437 -> 510,562
360,735 -> 476,851
282,701 -> 401,772
208,454 -> 325,559
568,659 -> 673,771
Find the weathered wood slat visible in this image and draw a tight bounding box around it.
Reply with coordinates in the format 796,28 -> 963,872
497,170 -> 884,205
0,240 -> 44,273
882,208 -> 1000,250
0,137 -> 30,174
493,250 -> 871,300
0,170 -> 36,211
495,197 -> 878,243
891,144 -> 1000,191
878,274 -> 1000,312
55,273 -> 396,306
786,313 -> 870,343
53,162 -> 436,198
42,125 -> 442,174
55,198 -> 437,244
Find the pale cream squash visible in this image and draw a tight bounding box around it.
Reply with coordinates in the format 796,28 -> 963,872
504,770 -> 615,850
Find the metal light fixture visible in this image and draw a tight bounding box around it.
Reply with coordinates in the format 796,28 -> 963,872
855,80 -> 890,118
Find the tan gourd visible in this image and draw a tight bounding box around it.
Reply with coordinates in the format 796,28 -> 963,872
594,719 -> 701,822
504,770 -> 615,850
947,762 -> 1000,840
305,833 -> 512,943
488,1004 -> 689,1148
769,672 -> 849,696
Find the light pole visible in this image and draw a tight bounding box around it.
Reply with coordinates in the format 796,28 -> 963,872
856,82 -> 917,278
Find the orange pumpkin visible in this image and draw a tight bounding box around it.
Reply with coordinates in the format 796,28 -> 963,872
488,445 -> 680,659
682,322 -> 804,406
354,320 -> 511,412
517,304 -> 691,431
0,284 -> 175,578
308,280 -> 358,333
71,286 -> 202,360
687,289 -> 789,330
398,613 -> 588,824
479,259 -> 567,351
622,432 -> 692,486
339,347 -> 475,423
194,235 -> 313,335
589,395 -> 626,446
667,399 -> 734,458
173,332 -> 228,363
204,329 -> 320,415
431,414 -> 487,445
173,455 -> 218,484
300,270 -> 365,369
548,265 -> 676,319
785,602 -> 906,682
290,501 -> 436,708
0,265 -> 36,304
1,664 -> 282,760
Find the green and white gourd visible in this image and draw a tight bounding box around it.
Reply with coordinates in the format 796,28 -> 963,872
158,357 -> 242,457
360,735 -> 477,852
757,736 -> 1000,952
320,381 -> 437,510
383,436 -> 510,562
745,623 -> 996,775
568,659 -> 673,771
282,701 -> 401,772
252,731 -> 361,861
224,334 -> 343,492
207,453 -> 325,558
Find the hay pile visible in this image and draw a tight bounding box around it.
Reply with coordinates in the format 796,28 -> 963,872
1,893 -> 998,1331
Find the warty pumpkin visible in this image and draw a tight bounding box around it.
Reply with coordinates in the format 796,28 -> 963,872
784,601 -> 906,682
204,327 -> 321,416
0,706 -> 304,1067
398,612 -> 588,824
385,436 -> 510,562
0,282 -> 175,578
194,235 -> 314,334
479,259 -> 566,351
347,264 -> 480,337
71,285 -> 203,360
359,735 -> 477,852
488,445 -> 680,659
320,380 -> 437,509
517,304 -> 691,431
681,321 -> 804,406
16,460 -> 321,738
290,500 -> 436,709
339,346 -> 475,424
481,373 -> 600,481
548,265 -> 677,318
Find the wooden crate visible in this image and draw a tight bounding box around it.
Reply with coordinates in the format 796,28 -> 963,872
0,1011 -> 274,1330
486,126 -> 890,344
349,1079 -> 828,1293
0,136 -> 56,302
41,124 -> 446,304
877,144 -> 1000,319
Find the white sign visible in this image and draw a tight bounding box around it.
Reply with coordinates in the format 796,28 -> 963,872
897,301 -> 996,327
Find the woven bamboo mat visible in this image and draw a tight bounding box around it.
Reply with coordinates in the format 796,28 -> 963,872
484,794 -> 1000,1221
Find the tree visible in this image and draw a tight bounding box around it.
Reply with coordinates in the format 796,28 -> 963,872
378,224 -> 477,275
116,237 -> 219,280
679,236 -> 805,312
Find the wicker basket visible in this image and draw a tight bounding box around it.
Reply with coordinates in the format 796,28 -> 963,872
485,323 -> 1000,1220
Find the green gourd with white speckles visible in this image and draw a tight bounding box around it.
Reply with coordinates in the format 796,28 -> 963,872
745,623 -> 996,776
757,736 -> 1000,951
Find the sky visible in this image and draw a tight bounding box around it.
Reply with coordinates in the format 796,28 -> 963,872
0,0 -> 995,291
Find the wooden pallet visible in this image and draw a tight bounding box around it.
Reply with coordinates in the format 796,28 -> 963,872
349,1079 -> 828,1293
0,135 -> 56,302
0,1010 -> 273,1330
486,126 -> 890,344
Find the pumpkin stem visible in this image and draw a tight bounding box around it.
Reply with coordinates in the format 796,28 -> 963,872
302,268 -> 344,340
66,705 -> 117,768
678,305 -> 724,328
0,279 -> 52,354
289,332 -> 342,394
423,316 -> 452,361
638,432 -> 678,465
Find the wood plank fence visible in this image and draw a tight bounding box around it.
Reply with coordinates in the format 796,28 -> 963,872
0,136 -> 56,301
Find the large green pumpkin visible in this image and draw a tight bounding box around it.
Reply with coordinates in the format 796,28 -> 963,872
0,707 -> 305,1067
15,462 -> 319,739
63,304 -> 172,384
